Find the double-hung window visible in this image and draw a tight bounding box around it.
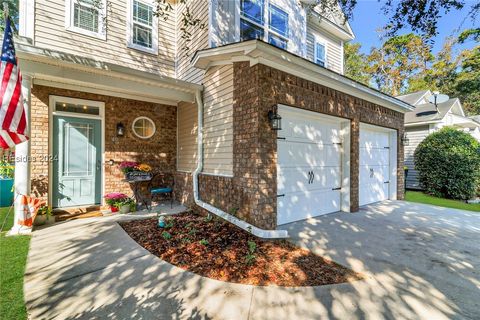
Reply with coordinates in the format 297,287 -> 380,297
127,0 -> 158,54
314,42 -> 327,67
240,0 -> 289,50
66,0 -> 106,39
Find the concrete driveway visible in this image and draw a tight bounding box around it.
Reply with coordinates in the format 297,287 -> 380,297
24,201 -> 480,319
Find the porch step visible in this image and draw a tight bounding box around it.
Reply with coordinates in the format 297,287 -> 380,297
54,206 -> 104,221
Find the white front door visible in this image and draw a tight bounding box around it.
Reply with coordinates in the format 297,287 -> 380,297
359,125 -> 394,206
277,107 -> 344,225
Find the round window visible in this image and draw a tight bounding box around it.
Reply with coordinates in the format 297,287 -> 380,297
132,117 -> 156,139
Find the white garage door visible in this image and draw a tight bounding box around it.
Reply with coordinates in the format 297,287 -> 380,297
277,107 -> 343,225
359,125 -> 393,206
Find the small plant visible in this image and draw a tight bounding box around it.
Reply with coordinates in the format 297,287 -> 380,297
104,192 -> 129,207
161,231 -> 172,240
37,205 -> 52,217
199,239 -> 209,246
245,240 -> 257,265
164,219 -> 174,229
203,214 -> 213,223
0,160 -> 14,179
113,197 -> 135,209
188,227 -> 197,236
181,237 -> 191,244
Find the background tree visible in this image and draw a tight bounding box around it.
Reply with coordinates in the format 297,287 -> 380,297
1,0 -> 18,32
366,33 -> 433,95
343,42 -> 370,85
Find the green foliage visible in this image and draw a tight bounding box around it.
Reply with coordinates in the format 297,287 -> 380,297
405,191 -> 480,212
37,205 -> 52,217
0,0 -> 18,33
161,231 -> 172,240
199,239 -> 208,246
0,207 -> 30,320
0,160 -> 14,179
344,42 -> 370,85
245,240 -> 257,265
414,127 -> 480,200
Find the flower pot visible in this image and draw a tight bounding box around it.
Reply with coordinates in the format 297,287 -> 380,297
45,215 -> 56,225
120,204 -> 131,214
110,206 -> 119,213
34,214 -> 47,226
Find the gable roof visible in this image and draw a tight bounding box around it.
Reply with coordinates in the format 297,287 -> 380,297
404,98 -> 460,125
396,90 -> 432,106
192,40 -> 413,113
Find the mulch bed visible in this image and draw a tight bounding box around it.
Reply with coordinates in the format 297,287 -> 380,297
119,213 -> 363,287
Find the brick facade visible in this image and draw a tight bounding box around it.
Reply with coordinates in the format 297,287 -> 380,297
30,85 -> 177,203
176,62 -> 405,230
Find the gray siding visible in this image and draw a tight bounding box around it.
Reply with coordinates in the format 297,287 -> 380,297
405,125 -> 430,189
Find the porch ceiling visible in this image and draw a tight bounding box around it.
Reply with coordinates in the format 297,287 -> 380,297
16,38 -> 202,106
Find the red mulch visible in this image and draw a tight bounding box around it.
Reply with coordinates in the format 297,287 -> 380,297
119,213 -> 363,287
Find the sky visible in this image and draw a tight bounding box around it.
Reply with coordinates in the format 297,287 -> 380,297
348,0 -> 479,55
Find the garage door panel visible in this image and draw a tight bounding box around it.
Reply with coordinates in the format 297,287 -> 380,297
278,166 -> 341,193
285,118 -> 341,144
277,107 -> 344,225
278,141 -> 340,168
277,189 -> 341,225
359,126 -> 392,206
360,148 -> 389,166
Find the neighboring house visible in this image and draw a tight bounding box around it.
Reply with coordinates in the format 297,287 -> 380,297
397,90 -> 480,189
15,0 -> 412,234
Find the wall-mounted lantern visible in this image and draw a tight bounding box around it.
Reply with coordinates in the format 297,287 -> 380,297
108,159 -> 115,166
401,132 -> 409,146
268,105 -> 282,131
116,122 -> 125,137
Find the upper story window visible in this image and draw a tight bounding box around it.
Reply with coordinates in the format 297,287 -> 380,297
240,0 -> 289,50
127,0 -> 158,54
314,42 -> 327,67
66,0 -> 106,40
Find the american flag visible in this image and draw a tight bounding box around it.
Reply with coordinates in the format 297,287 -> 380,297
0,18 -> 28,149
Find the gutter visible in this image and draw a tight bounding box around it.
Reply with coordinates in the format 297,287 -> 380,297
193,90 -> 289,239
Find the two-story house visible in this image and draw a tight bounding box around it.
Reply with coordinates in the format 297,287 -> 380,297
15,0 -> 412,236
397,90 -> 480,190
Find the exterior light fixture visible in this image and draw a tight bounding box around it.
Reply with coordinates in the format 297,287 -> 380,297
401,132 -> 409,146
268,105 -> 282,130
116,122 -> 125,137
108,159 -> 115,166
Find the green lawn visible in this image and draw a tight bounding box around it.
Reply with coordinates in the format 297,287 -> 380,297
0,206 -> 30,320
405,191 -> 480,212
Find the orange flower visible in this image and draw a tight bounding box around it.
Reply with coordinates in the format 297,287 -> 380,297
136,164 -> 152,172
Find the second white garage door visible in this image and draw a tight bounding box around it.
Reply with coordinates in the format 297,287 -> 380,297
277,106 -> 346,225
359,124 -> 396,206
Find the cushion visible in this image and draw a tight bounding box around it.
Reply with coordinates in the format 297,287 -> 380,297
151,187 -> 173,194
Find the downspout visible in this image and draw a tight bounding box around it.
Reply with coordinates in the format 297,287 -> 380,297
193,90 -> 288,239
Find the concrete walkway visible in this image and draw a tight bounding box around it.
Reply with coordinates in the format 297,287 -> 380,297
24,201 -> 480,319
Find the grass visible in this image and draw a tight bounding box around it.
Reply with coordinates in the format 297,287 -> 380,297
405,191 -> 480,212
0,206 -> 30,320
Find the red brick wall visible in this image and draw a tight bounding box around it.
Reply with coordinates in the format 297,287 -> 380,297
30,85 -> 176,204
178,62 -> 405,230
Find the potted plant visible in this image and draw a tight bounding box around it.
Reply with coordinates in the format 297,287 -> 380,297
0,159 -> 14,207
34,205 -> 54,226
119,161 -> 152,181
104,192 -> 129,213
115,197 -> 136,214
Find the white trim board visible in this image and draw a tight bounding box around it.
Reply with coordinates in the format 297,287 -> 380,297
48,95 -> 106,208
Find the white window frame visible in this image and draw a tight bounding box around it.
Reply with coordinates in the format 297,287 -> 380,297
132,116 -> 156,139
65,0 -> 107,40
239,0 -> 289,50
314,40 -> 327,68
127,0 -> 158,54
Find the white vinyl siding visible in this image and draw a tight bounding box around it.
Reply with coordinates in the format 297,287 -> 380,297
36,0 -> 175,76
306,19 -> 344,74
202,65 -> 234,176
177,102 -> 198,172
176,0 -> 209,84
404,125 -> 430,189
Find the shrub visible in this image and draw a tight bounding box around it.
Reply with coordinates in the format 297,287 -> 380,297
414,127 -> 480,200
